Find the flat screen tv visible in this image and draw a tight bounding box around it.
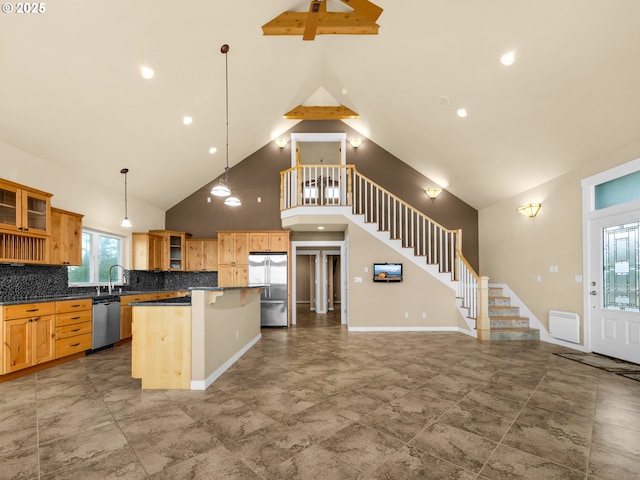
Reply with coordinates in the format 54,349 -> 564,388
373,263 -> 403,282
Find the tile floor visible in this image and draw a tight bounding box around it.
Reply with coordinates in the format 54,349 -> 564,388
1,308 -> 640,479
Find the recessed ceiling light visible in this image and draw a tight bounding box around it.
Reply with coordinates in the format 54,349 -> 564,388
456,108 -> 468,118
209,147 -> 217,154
317,226 -> 325,230
183,116 -> 193,125
140,66 -> 154,79
500,51 -> 515,66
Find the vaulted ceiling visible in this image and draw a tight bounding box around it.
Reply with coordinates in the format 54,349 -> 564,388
1,1 -> 639,210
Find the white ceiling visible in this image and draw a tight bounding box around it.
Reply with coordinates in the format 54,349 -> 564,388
1,1 -> 639,210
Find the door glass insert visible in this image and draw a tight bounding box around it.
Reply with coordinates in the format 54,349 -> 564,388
0,187 -> 17,226
603,221 -> 639,311
26,195 -> 47,230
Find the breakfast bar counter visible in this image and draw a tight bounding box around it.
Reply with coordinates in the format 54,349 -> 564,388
131,286 -> 263,390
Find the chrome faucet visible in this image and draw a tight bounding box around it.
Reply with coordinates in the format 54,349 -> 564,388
108,264 -> 127,294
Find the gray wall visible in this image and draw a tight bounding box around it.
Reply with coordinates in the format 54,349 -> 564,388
166,120 -> 479,271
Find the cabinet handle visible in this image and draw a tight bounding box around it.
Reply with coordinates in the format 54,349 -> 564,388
70,304 -> 81,308
71,316 -> 80,320
26,308 -> 39,312
70,328 -> 80,332
70,343 -> 81,347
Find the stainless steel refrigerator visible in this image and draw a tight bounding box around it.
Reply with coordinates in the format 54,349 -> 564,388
248,253 -> 288,327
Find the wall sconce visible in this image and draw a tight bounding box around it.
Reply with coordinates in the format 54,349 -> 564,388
517,203 -> 541,218
425,188 -> 443,199
348,138 -> 363,149
275,138 -> 289,149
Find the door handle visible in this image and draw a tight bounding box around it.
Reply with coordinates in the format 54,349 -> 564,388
590,290 -> 597,295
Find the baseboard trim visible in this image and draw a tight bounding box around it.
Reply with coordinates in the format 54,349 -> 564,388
348,326 -> 469,333
190,333 -> 262,391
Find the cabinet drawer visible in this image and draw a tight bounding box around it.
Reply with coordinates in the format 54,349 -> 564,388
56,321 -> 92,340
56,310 -> 92,327
55,298 -> 92,314
3,302 -> 55,320
56,333 -> 91,358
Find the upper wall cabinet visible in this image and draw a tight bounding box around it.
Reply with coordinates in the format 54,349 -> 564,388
186,239 -> 218,272
0,178 -> 51,235
249,231 -> 290,253
133,230 -> 191,271
49,208 -> 83,266
132,232 -> 164,271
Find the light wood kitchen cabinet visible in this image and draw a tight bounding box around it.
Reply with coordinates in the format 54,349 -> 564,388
155,231 -> 189,271
249,231 -> 290,253
55,299 -> 92,358
133,230 -> 191,271
120,291 -> 186,340
217,232 -> 249,287
50,208 -> 83,266
132,232 -> 164,270
186,239 -> 218,272
2,302 -> 56,374
0,178 -> 52,235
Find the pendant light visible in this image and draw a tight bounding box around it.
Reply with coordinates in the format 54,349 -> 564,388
211,43 -> 241,206
120,168 -> 132,227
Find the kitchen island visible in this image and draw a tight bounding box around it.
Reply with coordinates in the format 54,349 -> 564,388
131,286 -> 263,390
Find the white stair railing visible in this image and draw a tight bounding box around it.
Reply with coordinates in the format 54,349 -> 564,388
281,164 -> 485,326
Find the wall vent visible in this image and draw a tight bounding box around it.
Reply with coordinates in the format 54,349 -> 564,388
549,310 -> 580,344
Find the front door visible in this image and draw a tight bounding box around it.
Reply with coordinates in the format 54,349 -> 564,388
589,211 -> 640,363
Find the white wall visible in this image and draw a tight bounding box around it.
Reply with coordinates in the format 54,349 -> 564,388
0,140 -> 165,265
346,220 -> 460,329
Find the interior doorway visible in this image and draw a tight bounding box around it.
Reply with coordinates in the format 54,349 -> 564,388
291,240 -> 347,326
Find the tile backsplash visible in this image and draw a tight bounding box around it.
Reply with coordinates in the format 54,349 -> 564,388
0,264 -> 217,302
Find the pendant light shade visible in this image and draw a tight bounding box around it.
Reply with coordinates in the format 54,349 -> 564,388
210,175 -> 231,197
120,168 -> 132,228
212,43 -> 241,206
224,195 -> 242,207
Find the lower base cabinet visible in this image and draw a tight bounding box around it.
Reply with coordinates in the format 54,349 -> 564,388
4,314 -> 56,373
2,302 -> 56,374
120,292 -> 186,340
55,299 -> 92,358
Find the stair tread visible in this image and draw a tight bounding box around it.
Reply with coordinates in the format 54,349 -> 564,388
491,327 -> 539,332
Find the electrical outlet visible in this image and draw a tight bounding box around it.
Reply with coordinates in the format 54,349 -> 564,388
236,331 -> 239,340
422,312 -> 427,319
404,312 -> 409,318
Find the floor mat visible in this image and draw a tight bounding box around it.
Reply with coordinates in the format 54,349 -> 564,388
554,352 -> 640,382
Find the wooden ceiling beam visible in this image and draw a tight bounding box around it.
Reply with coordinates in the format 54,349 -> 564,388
283,105 -> 359,120
262,12 -> 379,37
303,1 -> 323,41
340,0 -> 383,22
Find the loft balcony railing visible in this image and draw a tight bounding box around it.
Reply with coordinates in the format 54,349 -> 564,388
280,164 -> 488,335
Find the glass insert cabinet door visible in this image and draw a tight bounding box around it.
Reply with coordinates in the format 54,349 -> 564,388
602,221 -> 639,312
0,182 -> 51,234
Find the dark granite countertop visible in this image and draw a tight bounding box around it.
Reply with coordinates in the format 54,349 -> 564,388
130,296 -> 192,307
0,290 -> 189,306
188,285 -> 267,292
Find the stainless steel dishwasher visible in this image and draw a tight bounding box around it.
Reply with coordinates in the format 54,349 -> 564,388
92,296 -> 121,351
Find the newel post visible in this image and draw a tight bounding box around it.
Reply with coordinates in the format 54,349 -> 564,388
476,275 -> 491,341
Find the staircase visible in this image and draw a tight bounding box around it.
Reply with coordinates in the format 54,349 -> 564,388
488,287 -> 539,341
280,164 -> 538,341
